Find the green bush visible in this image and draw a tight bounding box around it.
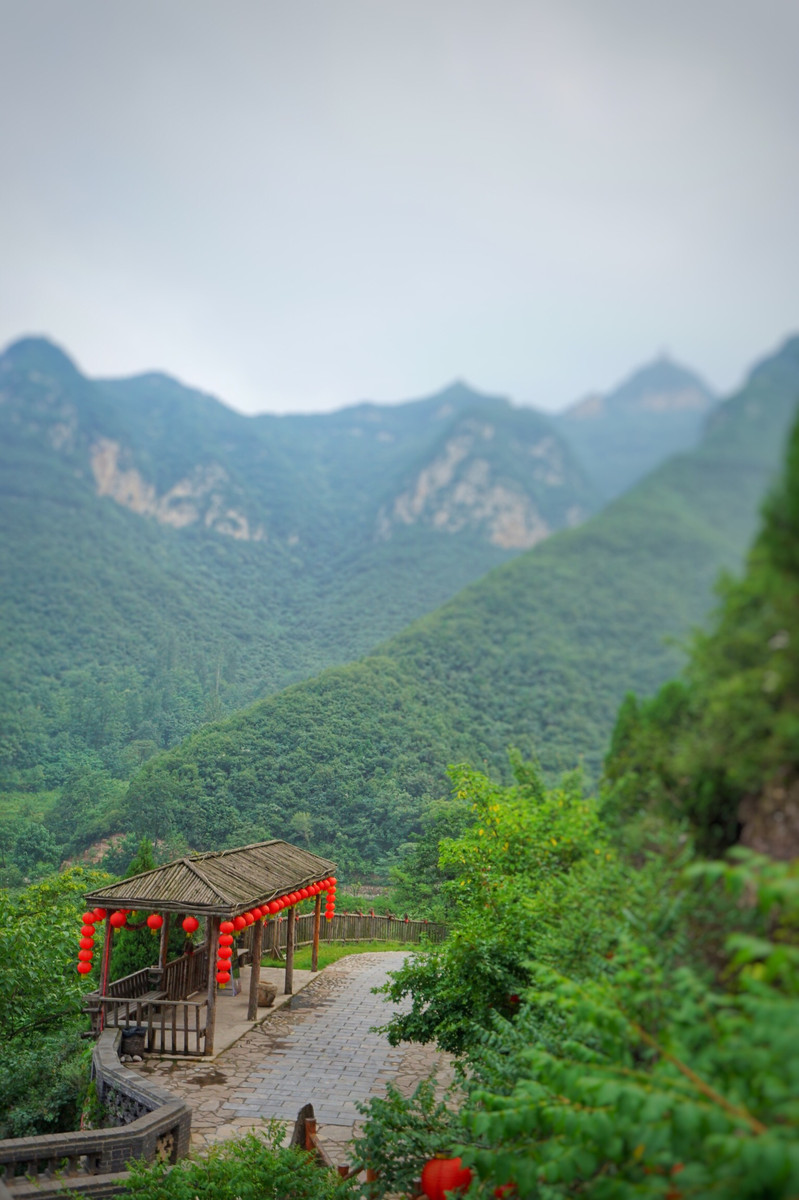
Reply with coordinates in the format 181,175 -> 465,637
123,1123 -> 355,1200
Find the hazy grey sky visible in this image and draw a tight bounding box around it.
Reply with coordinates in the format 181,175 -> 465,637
1,1 -> 797,414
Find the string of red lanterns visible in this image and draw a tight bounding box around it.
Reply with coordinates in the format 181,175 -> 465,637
76,877 -> 337,980
76,908 -> 102,974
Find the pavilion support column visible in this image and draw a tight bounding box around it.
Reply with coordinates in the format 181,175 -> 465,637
247,918 -> 265,1020
284,906 -> 296,994
205,915 -> 220,1055
311,895 -> 321,973
158,913 -> 171,972
99,915 -> 114,1032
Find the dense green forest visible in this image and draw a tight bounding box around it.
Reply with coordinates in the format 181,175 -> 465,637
115,336 -> 799,877
603,398 -> 799,859
0,337 -> 598,801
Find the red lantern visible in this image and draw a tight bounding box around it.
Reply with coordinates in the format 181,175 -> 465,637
251,906 -> 263,919
216,970 -> 231,985
218,945 -> 233,959
299,888 -> 308,899
216,959 -> 231,972
77,961 -> 93,975
219,933 -> 234,946
78,948 -> 93,961
82,911 -> 96,925
220,920 -> 235,933
233,915 -> 247,931
243,912 -> 255,926
79,936 -> 94,949
147,913 -> 163,930
268,900 -> 280,914
109,911 -> 127,928
182,915 -> 199,934
420,1157 -> 473,1200
93,908 -> 107,921
80,924 -> 95,937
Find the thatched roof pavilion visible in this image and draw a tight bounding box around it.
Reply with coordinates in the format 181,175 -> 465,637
84,839 -> 337,1055
85,839 -> 336,917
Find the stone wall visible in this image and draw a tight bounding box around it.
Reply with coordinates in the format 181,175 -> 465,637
0,1030 -> 191,1199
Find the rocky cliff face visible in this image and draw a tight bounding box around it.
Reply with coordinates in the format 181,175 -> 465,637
376,418 -> 586,550
90,437 -> 264,540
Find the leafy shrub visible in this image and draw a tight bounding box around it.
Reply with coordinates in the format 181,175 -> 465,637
123,1123 -> 355,1200
352,1079 -> 464,1199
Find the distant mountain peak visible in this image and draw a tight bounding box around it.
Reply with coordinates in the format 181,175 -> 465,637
1,335 -> 82,378
552,354 -> 717,502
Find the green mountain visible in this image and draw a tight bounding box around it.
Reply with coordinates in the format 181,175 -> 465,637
552,357 -> 716,501
0,337 -> 596,789
119,336 -> 799,876
604,402 -> 799,858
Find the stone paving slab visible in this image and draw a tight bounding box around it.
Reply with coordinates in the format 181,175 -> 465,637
135,952 -> 456,1161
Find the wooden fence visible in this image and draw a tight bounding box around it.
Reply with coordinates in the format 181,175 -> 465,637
258,910 -> 447,957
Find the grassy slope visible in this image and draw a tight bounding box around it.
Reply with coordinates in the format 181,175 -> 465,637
121,338 -> 799,873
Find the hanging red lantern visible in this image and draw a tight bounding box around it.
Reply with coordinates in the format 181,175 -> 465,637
78,948 -> 93,962
251,906 -> 263,919
219,933 -> 234,946
79,936 -> 94,950
268,900 -> 280,914
216,970 -> 231,985
420,1157 -> 473,1200
146,913 -> 163,930
80,924 -> 95,937
243,912 -> 255,926
299,888 -> 308,899
216,959 -> 231,972
109,911 -> 127,928
217,945 -> 233,960
93,908 -> 107,921
233,915 -> 247,931
82,911 -> 96,925
182,915 -> 199,934
220,920 -> 235,933
77,961 -> 93,975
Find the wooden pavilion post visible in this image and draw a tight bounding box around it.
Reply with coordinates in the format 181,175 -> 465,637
247,917 -> 265,1020
205,915 -> 220,1055
158,913 -> 171,972
284,906 -> 295,994
311,894 -> 321,973
98,914 -> 113,1031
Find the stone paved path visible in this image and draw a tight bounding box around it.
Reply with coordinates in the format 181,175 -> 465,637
137,952 -> 456,1160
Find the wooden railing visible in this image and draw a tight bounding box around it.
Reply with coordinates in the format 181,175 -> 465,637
103,967 -> 152,999
258,910 -> 447,957
99,996 -> 208,1056
161,945 -> 208,1000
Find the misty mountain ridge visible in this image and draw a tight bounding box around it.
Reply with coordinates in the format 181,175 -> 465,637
0,337 -> 598,788
552,355 -> 716,501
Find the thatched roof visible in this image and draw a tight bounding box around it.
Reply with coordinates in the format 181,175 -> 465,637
84,839 -> 336,917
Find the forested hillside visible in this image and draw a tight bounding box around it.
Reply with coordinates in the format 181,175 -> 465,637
0,337 -> 596,791
119,337 -> 799,876
604,401 -> 799,859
